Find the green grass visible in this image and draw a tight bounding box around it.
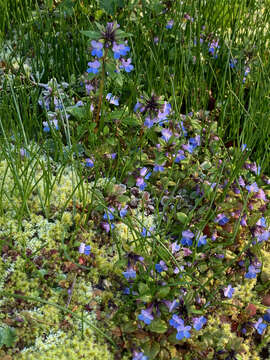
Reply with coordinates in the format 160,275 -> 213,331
0,1 -> 269,359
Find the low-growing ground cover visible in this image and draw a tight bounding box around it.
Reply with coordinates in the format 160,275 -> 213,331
0,1 -> 269,359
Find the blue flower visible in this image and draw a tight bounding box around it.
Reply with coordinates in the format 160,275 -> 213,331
85,158 -> 94,168
42,119 -> 58,132
245,265 -> 261,279
144,117 -> 154,128
214,213 -> 229,226
153,164 -> 165,172
256,217 -> 266,228
123,267 -> 136,280
166,20 -> 174,29
112,42 -> 130,59
174,150 -> 186,163
87,60 -> 101,74
103,207 -> 115,221
120,58 -> 134,72
196,234 -> 207,247
193,316 -> 207,331
91,40 -> 103,58
223,284 -> 235,298
123,287 -> 130,295
106,93 -> 119,106
171,241 -> 180,253
164,299 -> 179,313
78,242 -> 91,255
136,177 -> 146,190
119,206 -> 128,218
161,128 -> 172,142
263,309 -> 270,323
138,308 -> 154,325
155,260 -> 168,273
176,324 -> 192,340
132,350 -> 149,360
169,315 -> 184,329
254,318 -> 267,335
181,230 -> 194,246
141,227 -> 153,237
246,182 -> 259,193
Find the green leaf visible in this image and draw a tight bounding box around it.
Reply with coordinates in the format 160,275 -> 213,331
138,294 -> 152,303
176,212 -> 188,224
142,341 -> 160,359
67,105 -> 88,120
148,319 -> 168,334
0,326 -> 17,348
121,322 -> 137,333
138,282 -> 150,294
80,30 -> 101,40
156,286 -> 170,299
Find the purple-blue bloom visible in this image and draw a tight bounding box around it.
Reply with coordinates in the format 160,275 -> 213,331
123,267 -> 136,280
161,128 -> 173,142
120,58 -> 134,72
136,177 -> 146,190
144,117 -> 155,128
119,206 -> 128,218
87,60 -> 101,74
171,241 -> 180,253
254,318 -> 267,335
138,308 -> 154,325
263,309 -> 270,323
223,284 -> 235,298
153,164 -> 165,172
166,20 -> 174,29
132,351 -> 149,360
91,40 -> 103,58
193,316 -> 207,331
174,150 -> 186,163
246,182 -> 259,193
112,42 -> 130,59
155,260 -> 168,273
103,207 -> 115,221
169,314 -> 184,329
85,158 -> 94,168
78,242 -> 91,255
214,213 -> 229,226
181,230 -> 194,246
106,93 -> 119,106
245,264 -> 261,279
164,299 -> 179,313
197,234 -> 207,247
176,324 -> 192,340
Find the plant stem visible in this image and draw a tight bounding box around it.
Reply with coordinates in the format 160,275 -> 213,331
94,48 -> 108,131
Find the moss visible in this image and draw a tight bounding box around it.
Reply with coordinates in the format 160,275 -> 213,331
16,328 -> 114,360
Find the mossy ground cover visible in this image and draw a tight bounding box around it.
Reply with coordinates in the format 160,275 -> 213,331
0,1 -> 269,359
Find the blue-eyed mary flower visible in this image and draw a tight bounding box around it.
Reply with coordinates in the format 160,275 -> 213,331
193,316 -> 207,331
223,284 -> 235,298
161,128 -> 173,142
176,323 -> 192,340
181,230 -> 194,246
85,158 -> 94,168
79,242 -> 91,255
123,267 -> 136,280
132,351 -> 148,360
254,318 -> 267,335
245,264 -> 261,279
87,60 -> 101,74
214,213 -> 229,226
164,299 -> 179,313
155,260 -> 168,273
112,42 -> 130,59
138,308 -> 154,325
120,58 -> 134,72
166,20 -> 174,29
91,40 -> 103,58
246,182 -> 259,193
169,314 -> 184,329
106,93 -> 119,106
